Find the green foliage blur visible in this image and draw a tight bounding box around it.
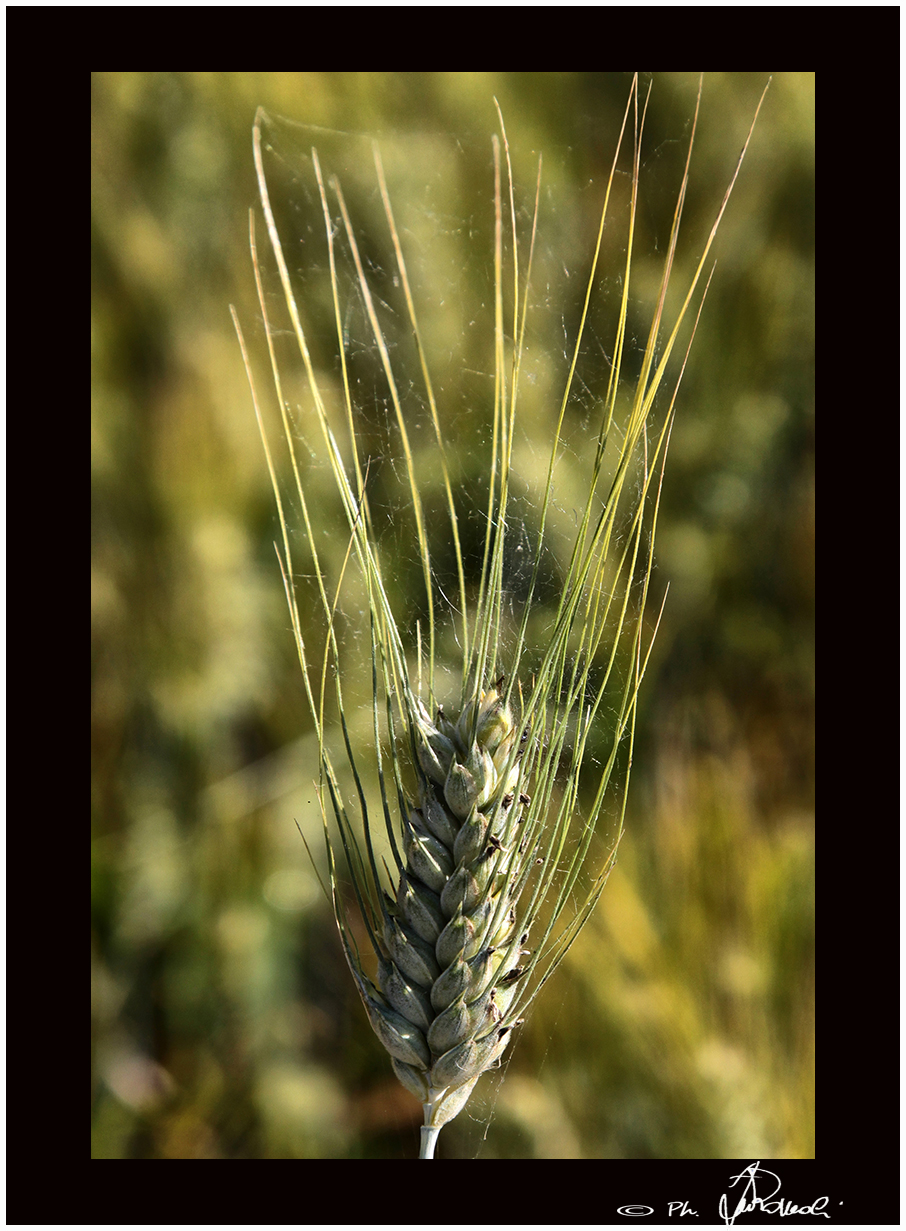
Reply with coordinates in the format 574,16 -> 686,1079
91,72 -> 814,1159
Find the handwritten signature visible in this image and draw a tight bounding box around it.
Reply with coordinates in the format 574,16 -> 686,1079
719,1161 -> 830,1225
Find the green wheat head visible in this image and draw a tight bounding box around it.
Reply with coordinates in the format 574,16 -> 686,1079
233,74 -> 767,1159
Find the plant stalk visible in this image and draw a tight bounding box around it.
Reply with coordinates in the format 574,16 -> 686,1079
419,1123 -> 440,1159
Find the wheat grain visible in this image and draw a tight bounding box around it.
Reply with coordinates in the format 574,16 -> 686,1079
356,684 -> 530,1158
233,74 -> 768,1159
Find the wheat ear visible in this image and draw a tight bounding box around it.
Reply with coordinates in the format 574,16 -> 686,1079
233,74 -> 768,1159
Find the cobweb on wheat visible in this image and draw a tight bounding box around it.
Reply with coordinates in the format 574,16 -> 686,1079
254,108 -> 666,1159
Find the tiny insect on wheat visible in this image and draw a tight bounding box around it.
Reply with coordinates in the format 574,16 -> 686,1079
232,74 -> 768,1160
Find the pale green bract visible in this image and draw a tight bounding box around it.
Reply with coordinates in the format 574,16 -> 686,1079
233,74 -> 767,1159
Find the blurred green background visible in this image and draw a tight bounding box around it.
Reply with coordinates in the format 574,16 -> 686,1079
91,72 -> 814,1159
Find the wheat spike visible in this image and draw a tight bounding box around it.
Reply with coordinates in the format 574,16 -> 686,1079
234,74 -> 769,1159
364,685 -> 530,1158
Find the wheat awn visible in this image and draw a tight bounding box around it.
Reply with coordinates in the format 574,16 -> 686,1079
233,73 -> 768,1160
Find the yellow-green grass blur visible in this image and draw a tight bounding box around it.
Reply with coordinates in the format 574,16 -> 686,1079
92,72 -> 813,1160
